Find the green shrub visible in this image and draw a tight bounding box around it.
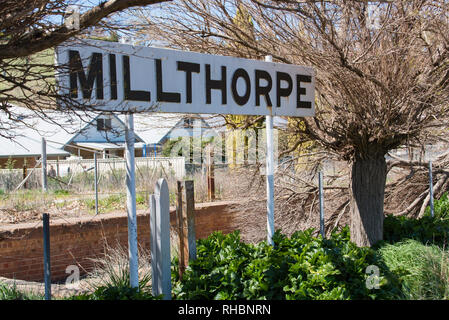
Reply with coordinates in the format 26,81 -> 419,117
173,228 -> 403,300
384,215 -> 449,248
377,240 -> 449,300
384,193 -> 449,247
425,192 -> 449,221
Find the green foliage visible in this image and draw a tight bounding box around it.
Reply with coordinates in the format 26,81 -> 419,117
173,229 -> 402,300
377,240 -> 449,300
425,192 -> 449,221
383,193 -> 449,247
0,282 -> 43,300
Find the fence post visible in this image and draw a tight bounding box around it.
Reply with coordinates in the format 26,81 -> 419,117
22,164 -> 27,189
176,180 -> 197,279
151,178 -> 172,300
319,171 -> 325,238
185,180 -> 196,261
429,160 -> 434,218
41,137 -> 47,192
176,181 -> 187,278
42,213 -> 51,300
207,146 -> 215,201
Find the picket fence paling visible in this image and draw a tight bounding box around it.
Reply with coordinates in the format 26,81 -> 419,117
150,178 -> 172,300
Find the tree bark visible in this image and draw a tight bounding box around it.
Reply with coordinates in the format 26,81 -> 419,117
350,154 -> 387,247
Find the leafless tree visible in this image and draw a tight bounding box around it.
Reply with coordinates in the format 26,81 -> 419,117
0,0 -> 170,138
134,0 -> 449,246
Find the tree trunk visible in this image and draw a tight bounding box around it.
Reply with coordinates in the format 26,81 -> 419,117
350,154 -> 387,247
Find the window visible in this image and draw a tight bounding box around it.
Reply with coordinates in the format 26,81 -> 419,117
97,118 -> 112,131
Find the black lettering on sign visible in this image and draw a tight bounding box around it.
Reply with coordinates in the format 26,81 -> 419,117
205,65 -> 227,105
177,61 -> 200,104
69,50 -> 103,99
297,75 -> 312,109
109,54 -> 117,100
231,68 -> 251,106
156,59 -> 181,103
122,55 -> 151,101
276,72 -> 292,108
255,70 -> 272,107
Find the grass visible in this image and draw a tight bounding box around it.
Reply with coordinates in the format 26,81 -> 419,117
67,243 -> 156,300
83,192 -> 148,214
377,239 -> 449,300
0,282 -> 44,300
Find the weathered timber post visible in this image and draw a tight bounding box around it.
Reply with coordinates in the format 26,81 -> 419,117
176,180 -> 196,279
207,146 -> 215,201
176,181 -> 187,278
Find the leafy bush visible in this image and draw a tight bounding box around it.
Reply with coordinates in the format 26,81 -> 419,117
173,228 -> 403,300
377,240 -> 449,300
383,192 -> 449,247
384,215 -> 449,248
425,192 -> 449,221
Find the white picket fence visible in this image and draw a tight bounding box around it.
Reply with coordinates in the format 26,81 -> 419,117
46,156 -> 186,179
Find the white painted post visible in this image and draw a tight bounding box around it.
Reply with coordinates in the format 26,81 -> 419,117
41,137 -> 47,192
154,178 -> 172,300
265,55 -> 275,246
125,113 -> 139,289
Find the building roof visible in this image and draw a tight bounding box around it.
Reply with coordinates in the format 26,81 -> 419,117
0,134 -> 70,158
0,106 -> 219,158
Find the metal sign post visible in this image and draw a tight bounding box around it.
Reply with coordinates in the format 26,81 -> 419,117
125,113 -> 139,289
265,55 -> 275,246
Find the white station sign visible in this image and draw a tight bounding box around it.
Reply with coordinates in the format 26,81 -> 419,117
56,39 -> 315,117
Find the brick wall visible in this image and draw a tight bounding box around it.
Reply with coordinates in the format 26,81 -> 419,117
0,201 -> 238,282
